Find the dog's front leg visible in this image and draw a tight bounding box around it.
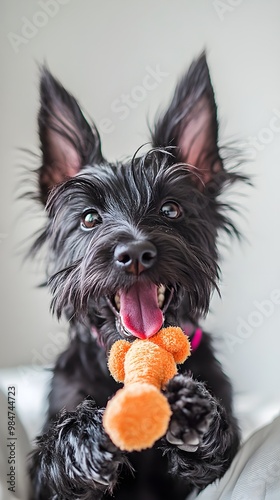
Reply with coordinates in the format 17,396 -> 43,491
29,336 -> 129,499
163,374 -> 240,491
29,398 -> 128,500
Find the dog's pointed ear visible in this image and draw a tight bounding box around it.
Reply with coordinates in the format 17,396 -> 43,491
152,53 -> 222,189
38,67 -> 104,204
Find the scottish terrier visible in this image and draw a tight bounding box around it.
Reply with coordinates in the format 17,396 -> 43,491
28,54 -> 245,499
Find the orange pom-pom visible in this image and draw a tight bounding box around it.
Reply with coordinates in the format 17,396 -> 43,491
151,326 -> 191,364
103,383 -> 171,451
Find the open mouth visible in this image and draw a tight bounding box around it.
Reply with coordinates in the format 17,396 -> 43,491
107,283 -> 173,340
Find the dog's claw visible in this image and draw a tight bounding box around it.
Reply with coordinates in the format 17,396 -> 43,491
166,430 -> 184,446
178,443 -> 199,452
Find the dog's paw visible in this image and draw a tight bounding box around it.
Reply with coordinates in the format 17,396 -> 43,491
32,398 -> 127,497
165,375 -> 216,452
58,398 -> 125,487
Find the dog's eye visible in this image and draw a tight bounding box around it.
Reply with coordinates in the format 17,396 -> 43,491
160,201 -> 182,219
81,210 -> 102,230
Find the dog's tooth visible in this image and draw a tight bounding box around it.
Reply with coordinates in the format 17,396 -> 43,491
157,294 -> 165,308
114,293 -> 120,311
157,285 -> 166,308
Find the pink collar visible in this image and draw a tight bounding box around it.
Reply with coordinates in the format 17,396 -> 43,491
181,322 -> 203,352
190,327 -> 203,351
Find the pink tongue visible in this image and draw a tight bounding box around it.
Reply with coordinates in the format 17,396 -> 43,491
119,282 -> 163,339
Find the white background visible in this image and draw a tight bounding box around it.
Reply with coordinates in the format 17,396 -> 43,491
0,0 -> 279,430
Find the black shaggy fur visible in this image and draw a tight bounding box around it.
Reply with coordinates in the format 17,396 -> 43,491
28,54 -> 246,499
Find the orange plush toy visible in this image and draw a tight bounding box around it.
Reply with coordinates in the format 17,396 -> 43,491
103,326 -> 191,451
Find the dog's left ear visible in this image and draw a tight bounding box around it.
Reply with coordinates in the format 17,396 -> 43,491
38,67 -> 104,204
152,53 -> 222,189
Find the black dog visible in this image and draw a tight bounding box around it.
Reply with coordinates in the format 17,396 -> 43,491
29,54 -> 245,499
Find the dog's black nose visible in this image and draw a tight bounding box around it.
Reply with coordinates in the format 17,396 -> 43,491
114,241 -> 157,275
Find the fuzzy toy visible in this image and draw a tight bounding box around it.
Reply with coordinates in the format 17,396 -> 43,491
103,326 -> 191,451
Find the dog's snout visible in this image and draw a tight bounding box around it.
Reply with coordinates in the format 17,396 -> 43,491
114,241 -> 157,275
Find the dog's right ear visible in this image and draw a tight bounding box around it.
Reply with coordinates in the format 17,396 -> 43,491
38,67 -> 103,204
